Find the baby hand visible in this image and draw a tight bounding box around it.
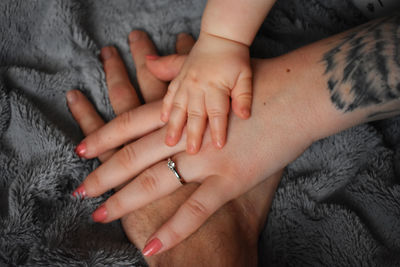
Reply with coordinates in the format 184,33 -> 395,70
160,32 -> 252,154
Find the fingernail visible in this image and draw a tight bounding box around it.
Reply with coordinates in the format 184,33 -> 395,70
129,30 -> 142,43
165,134 -> 175,146
142,238 -> 162,257
177,33 -> 186,41
66,90 -> 78,105
101,47 -> 113,61
216,139 -> 223,149
72,184 -> 86,198
242,108 -> 250,118
74,143 -> 87,157
188,143 -> 197,154
92,204 -> 107,222
146,54 -> 159,60
160,112 -> 168,122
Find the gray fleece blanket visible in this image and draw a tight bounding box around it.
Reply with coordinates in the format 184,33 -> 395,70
1,0 -> 400,266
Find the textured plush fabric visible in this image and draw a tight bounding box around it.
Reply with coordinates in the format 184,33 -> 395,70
0,0 -> 399,266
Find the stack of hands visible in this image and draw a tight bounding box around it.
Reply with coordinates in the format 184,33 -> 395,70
66,10 -> 400,265
68,31 -> 284,265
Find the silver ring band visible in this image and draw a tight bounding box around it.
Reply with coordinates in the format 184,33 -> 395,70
167,158 -> 186,185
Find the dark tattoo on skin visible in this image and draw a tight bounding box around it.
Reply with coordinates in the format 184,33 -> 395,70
322,14 -> 400,116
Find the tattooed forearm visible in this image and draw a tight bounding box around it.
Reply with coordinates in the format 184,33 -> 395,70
322,14 -> 400,118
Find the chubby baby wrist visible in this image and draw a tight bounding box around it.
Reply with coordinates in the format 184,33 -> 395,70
199,29 -> 250,47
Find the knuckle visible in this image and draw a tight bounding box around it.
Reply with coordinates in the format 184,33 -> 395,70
186,70 -> 200,84
116,110 -> 134,132
139,169 -> 159,194
89,172 -> 105,194
172,101 -> 186,113
118,145 -> 137,171
164,223 -> 182,242
207,107 -> 227,118
234,91 -> 252,101
187,108 -> 206,120
185,198 -> 209,219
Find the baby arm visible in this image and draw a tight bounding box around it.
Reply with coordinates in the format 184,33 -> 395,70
159,0 -> 277,154
201,0 -> 276,46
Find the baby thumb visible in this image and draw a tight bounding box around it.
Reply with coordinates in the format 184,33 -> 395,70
231,71 -> 252,119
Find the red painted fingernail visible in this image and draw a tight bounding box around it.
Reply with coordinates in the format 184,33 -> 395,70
72,184 -> 86,198
146,54 -> 159,60
142,238 -> 163,257
74,143 -> 86,157
101,47 -> 113,61
92,204 -> 107,222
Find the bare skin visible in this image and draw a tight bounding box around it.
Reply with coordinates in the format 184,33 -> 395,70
67,31 -> 282,266
162,0 -> 277,153
71,14 -> 400,256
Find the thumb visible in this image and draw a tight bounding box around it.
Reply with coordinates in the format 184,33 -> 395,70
146,54 -> 187,81
231,69 -> 252,119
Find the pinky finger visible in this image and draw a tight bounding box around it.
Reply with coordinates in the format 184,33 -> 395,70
142,177 -> 229,256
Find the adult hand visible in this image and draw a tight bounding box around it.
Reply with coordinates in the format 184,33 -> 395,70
72,48 -> 320,256
75,16 -> 393,255
68,30 -> 281,266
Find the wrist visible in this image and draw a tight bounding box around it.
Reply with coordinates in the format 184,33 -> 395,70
198,30 -> 250,48
251,49 -> 348,151
199,29 -> 251,49
200,0 -> 277,46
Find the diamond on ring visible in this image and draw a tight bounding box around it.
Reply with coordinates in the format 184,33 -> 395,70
167,158 -> 186,185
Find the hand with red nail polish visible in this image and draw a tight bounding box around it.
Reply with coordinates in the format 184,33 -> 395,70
68,30 -> 281,265
67,14 -> 400,261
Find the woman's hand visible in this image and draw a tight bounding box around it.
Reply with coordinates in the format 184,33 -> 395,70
68,30 -> 281,266
72,45 -> 325,255
73,13 -> 400,258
